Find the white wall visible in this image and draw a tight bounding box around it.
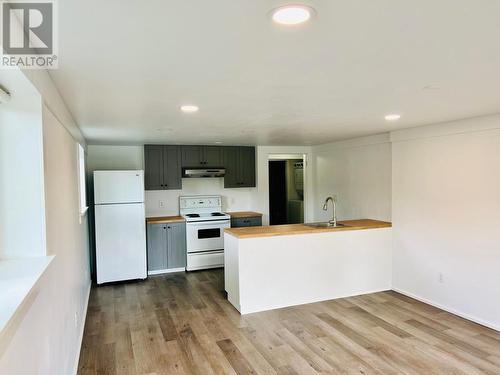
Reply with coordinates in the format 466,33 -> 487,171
391,115 -> 500,330
0,69 -> 90,373
87,144 -> 143,171
145,179 -> 255,217
0,71 -> 46,258
311,134 -> 392,222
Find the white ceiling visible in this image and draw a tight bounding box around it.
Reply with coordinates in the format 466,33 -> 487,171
50,0 -> 500,145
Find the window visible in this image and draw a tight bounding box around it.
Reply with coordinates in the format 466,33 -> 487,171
77,143 -> 87,215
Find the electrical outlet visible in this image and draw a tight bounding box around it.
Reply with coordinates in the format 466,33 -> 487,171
438,273 -> 444,283
159,200 -> 165,208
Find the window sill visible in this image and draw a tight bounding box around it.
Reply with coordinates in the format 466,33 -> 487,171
0,256 -> 54,344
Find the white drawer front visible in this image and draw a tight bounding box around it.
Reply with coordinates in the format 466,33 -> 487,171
187,251 -> 224,271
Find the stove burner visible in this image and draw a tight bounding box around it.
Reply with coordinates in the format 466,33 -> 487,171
185,214 -> 200,218
211,212 -> 225,216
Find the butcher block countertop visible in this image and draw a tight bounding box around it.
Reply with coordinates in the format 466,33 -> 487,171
146,216 -> 185,224
224,219 -> 391,239
227,211 -> 263,218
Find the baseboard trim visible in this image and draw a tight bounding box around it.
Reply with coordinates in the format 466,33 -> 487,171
72,281 -> 91,375
148,267 -> 185,276
238,287 -> 392,315
392,288 -> 500,332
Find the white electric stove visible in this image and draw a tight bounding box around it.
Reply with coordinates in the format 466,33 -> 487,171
179,195 -> 230,271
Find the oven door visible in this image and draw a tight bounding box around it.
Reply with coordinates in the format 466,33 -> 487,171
186,220 -> 230,253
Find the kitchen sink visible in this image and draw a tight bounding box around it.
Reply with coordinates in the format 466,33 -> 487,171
304,222 -> 346,228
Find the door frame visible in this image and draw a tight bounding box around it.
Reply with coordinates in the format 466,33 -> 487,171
267,153 -> 307,225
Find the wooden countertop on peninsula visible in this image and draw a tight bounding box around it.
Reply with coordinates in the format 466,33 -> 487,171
146,216 -> 185,224
224,219 -> 391,239
227,211 -> 263,218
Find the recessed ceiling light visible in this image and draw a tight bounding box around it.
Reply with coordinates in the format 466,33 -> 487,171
385,114 -> 401,121
180,105 -> 199,113
272,5 -> 312,25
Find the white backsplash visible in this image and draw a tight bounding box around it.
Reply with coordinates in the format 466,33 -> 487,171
145,178 -> 255,217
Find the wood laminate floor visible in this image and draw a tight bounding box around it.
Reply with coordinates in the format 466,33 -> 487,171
78,269 -> 500,375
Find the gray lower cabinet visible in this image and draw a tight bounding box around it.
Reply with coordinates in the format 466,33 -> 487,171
231,216 -> 262,228
166,223 -> 186,269
147,222 -> 186,272
146,223 -> 167,271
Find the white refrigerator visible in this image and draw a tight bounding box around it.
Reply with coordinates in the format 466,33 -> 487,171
94,170 -> 147,284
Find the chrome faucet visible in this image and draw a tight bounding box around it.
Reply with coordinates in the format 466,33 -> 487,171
323,196 -> 337,226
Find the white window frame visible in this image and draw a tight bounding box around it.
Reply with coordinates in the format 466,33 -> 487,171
77,143 -> 88,216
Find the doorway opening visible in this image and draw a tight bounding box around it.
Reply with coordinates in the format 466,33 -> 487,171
268,156 -> 305,225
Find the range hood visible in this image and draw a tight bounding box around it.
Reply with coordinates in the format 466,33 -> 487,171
182,168 -> 226,178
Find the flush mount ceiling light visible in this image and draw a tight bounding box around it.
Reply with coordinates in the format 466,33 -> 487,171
271,5 -> 313,25
385,114 -> 401,121
180,105 -> 199,113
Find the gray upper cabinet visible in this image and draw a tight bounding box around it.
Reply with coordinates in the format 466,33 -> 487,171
144,145 -> 164,190
144,145 -> 181,190
181,145 -> 222,167
222,147 -> 239,188
181,145 -> 204,167
203,146 -> 223,167
163,146 -> 182,189
223,146 -> 256,188
239,147 -> 256,187
147,222 -> 186,272
146,144 -> 255,189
